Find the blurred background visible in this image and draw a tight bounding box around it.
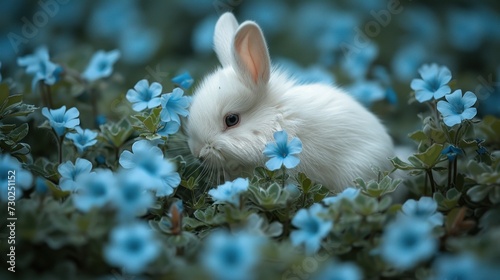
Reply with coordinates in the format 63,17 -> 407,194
1,0 -> 500,146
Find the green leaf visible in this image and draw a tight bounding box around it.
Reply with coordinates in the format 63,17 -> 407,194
390,156 -> 414,170
100,118 -> 134,148
466,185 -> 490,202
298,172 -> 313,193
414,143 -> 444,168
434,188 -> 461,211
408,130 -> 428,143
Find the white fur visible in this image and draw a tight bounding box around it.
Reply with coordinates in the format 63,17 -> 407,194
187,13 -> 394,191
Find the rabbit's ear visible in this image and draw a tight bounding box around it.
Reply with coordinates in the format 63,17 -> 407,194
232,21 -> 270,86
214,13 -> 239,67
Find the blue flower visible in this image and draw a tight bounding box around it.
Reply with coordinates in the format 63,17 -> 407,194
347,80 -> 386,107
399,197 -> 444,227
202,231 -> 262,280
119,140 -> 180,197
72,169 -> 116,212
341,42 -> 378,79
17,46 -> 63,90
410,64 -> 452,102
114,169 -> 154,220
0,154 -> 33,202
172,71 -> 194,90
82,49 -> 120,82
263,130 -> 302,171
391,43 -> 428,82
441,145 -> 463,161
126,79 -> 162,112
290,203 -> 332,254
437,90 -> 477,127
58,158 -> 93,192
379,218 -> 437,270
323,187 -> 360,205
104,222 -> 160,274
208,178 -> 249,207
119,26 -> 161,64
41,106 -> 80,137
314,262 -> 363,280
432,253 -> 498,280
157,121 -> 180,137
160,88 -> 191,123
65,126 -> 98,154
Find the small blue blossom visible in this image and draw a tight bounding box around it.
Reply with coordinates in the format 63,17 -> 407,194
379,218 -> 437,270
441,145 -> 463,161
126,79 -> 162,112
191,15 -> 217,55
263,130 -> 302,171
432,253 -> 499,280
341,42 -> 378,79
119,26 -> 160,64
65,126 -> 98,154
104,222 -> 160,274
95,114 -> 107,126
34,177 -> 49,195
202,231 -> 262,280
437,90 -> 477,127
160,88 -> 191,123
314,262 -> 363,280
41,106 -> 80,137
208,178 -> 249,207
391,43 -> 428,82
410,64 -> 452,102
58,158 -> 93,192
82,49 -> 120,82
119,140 -> 180,197
399,197 -> 444,227
72,169 -> 116,212
347,80 -> 386,107
172,71 -> 194,90
290,203 -> 332,254
323,187 -> 360,205
114,168 -> 154,220
0,154 -> 33,202
17,46 -> 63,90
157,121 -> 180,137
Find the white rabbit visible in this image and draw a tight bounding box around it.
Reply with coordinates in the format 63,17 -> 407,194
186,13 -> 394,191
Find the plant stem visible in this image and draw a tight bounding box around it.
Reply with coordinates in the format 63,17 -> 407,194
454,124 -> 463,146
54,132 -> 63,164
452,158 -> 458,188
427,169 -> 436,194
447,160 -> 452,190
282,167 -> 286,189
45,83 -> 54,109
39,81 -> 48,108
90,87 -> 99,128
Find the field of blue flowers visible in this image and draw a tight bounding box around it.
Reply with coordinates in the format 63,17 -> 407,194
1,0 -> 500,279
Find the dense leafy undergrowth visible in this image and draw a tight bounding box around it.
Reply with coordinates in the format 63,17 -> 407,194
0,43 -> 500,280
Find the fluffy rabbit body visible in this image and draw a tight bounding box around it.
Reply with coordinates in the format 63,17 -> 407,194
187,13 -> 394,190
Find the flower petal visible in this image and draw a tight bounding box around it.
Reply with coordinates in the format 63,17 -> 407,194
273,131 -> 288,145
149,82 -> 163,97
283,155 -> 300,169
265,157 -> 283,171
461,108 -> 477,120
134,79 -> 149,93
461,91 -> 477,108
437,100 -> 455,116
443,114 -> 462,127
287,138 -> 303,154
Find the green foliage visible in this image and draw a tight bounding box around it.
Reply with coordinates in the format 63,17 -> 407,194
3,38 -> 500,280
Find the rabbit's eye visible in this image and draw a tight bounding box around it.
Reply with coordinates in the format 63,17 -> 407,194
224,113 -> 240,128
